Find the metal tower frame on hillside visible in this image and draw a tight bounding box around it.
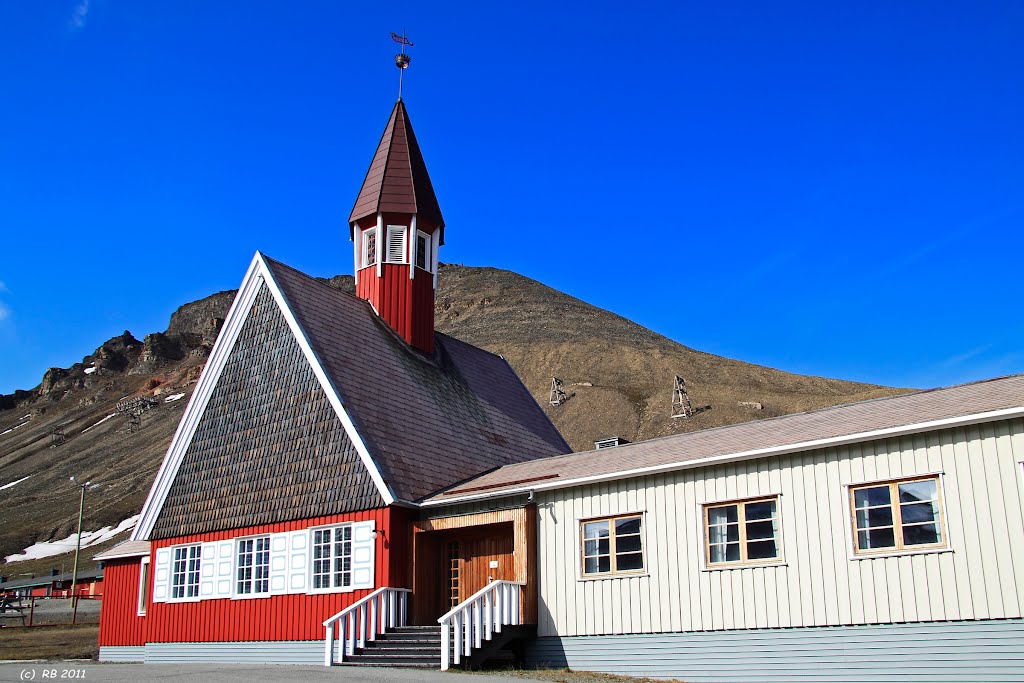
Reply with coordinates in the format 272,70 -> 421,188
672,375 -> 694,418
549,377 -> 568,406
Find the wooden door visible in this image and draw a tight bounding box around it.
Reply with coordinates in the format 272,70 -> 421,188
458,527 -> 514,602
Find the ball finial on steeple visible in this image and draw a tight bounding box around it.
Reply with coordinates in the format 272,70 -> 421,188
391,31 -> 413,100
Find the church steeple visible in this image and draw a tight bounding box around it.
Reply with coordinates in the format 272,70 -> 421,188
349,99 -> 444,354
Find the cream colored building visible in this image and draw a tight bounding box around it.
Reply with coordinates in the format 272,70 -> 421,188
426,375 -> 1024,682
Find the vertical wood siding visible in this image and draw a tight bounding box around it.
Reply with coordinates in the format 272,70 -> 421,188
98,560 -> 146,646
146,507 -> 407,643
355,258 -> 435,353
536,418 -> 1024,637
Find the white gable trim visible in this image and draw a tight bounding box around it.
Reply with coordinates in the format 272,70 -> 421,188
132,252 -> 395,541
258,253 -> 395,507
132,255 -> 266,541
423,404 -> 1024,507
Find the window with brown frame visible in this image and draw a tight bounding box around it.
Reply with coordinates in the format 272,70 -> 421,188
580,514 -> 644,576
704,497 -> 780,566
850,476 -> 945,555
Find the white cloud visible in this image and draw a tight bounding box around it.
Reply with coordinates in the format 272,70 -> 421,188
0,302 -> 9,322
70,0 -> 89,30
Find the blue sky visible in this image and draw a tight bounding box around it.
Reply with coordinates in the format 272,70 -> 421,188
0,1 -> 1022,395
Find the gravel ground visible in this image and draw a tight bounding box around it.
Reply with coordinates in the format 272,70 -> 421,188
0,663 -> 554,683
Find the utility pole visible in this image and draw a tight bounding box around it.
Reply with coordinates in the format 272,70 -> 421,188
69,477 -> 90,625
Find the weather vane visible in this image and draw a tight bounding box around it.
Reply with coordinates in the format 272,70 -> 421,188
391,31 -> 413,100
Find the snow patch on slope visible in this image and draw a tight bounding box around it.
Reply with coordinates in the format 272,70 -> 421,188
163,393 -> 186,402
81,413 -> 116,434
4,515 -> 140,563
0,475 -> 31,491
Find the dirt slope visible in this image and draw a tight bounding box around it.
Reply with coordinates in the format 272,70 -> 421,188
0,264 -> 901,575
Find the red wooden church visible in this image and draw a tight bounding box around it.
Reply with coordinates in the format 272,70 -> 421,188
95,95 -> 571,666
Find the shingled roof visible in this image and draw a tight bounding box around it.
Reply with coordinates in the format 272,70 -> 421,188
263,256 -> 570,502
349,99 -> 445,241
426,374 -> 1024,504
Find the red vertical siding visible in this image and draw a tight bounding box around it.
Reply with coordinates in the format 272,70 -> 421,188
146,507 -> 408,643
352,212 -> 435,354
98,559 -> 147,646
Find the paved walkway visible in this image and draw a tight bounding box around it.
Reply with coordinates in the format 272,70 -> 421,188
0,662 -> 543,683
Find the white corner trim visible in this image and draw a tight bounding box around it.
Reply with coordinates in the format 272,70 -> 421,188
409,215 -> 417,280
423,405 -> 1024,507
132,254 -> 268,540
258,254 -> 396,506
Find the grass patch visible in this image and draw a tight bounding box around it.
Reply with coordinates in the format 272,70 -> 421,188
0,625 -> 99,660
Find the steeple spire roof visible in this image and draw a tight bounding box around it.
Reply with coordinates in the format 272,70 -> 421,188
349,100 -> 445,243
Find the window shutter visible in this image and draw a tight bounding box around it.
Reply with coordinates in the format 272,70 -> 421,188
268,532 -> 289,595
386,225 -> 407,263
215,540 -> 234,598
152,548 -> 172,602
287,530 -> 308,593
350,521 -> 376,590
198,542 -> 217,598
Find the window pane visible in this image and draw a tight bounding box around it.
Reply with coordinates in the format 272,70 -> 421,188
616,534 -> 642,553
747,540 -> 779,560
584,521 -> 610,539
584,556 -> 611,574
903,523 -> 941,546
746,520 -> 776,541
708,505 -> 738,525
616,552 -> 643,571
584,538 -> 609,557
856,506 -> 894,529
900,501 -> 939,524
416,235 -> 427,269
899,479 -> 937,504
745,501 -> 776,521
709,543 -> 741,564
615,517 -> 641,535
857,527 -> 895,550
854,486 -> 891,509
708,523 -> 739,545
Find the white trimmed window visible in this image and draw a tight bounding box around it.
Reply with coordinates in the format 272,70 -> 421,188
415,231 -> 431,271
236,537 -> 270,595
705,497 -> 780,566
581,514 -> 644,576
137,557 -> 150,616
386,225 -> 407,264
851,476 -> 945,555
171,545 -> 201,599
312,526 -> 353,590
362,227 -> 379,268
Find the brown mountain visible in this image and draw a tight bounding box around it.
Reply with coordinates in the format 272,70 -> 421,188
0,264 -> 902,577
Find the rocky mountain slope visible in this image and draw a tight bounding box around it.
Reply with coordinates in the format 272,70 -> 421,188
0,264 -> 902,575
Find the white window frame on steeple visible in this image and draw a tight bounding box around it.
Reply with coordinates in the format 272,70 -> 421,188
361,227 -> 379,269
415,230 -> 432,272
385,225 -> 408,264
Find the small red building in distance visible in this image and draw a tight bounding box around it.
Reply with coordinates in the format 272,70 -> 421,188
94,96 -> 571,665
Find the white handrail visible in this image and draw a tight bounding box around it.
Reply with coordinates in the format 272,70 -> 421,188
323,586 -> 410,666
438,579 -> 526,671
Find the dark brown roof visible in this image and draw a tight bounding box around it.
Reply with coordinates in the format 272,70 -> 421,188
264,257 -> 571,502
151,285 -> 385,539
427,374 -> 1024,502
349,100 -> 445,242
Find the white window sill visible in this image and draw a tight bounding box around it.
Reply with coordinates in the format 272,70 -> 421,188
577,572 -> 648,582
850,547 -> 953,561
702,561 -> 788,572
230,592 -> 272,601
